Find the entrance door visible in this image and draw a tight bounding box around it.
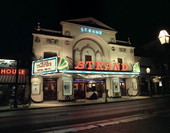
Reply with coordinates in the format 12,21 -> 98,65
74,82 -> 85,99
96,82 -> 105,98
77,83 -> 85,99
120,79 -> 126,96
43,79 -> 57,100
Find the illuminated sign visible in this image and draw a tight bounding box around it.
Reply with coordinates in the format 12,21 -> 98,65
63,81 -> 72,96
0,59 -> 17,68
58,56 -> 69,70
75,61 -> 128,71
80,27 -> 102,35
32,57 -> 57,75
59,70 -> 139,75
0,68 -> 25,75
133,62 -> 140,72
113,80 -> 120,93
32,83 -> 40,94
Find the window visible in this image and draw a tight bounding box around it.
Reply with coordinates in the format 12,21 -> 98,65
85,55 -> 92,62
85,55 -> 92,68
118,58 -> 123,70
44,52 -> 57,58
118,58 -> 122,64
96,52 -> 102,62
74,50 -> 81,63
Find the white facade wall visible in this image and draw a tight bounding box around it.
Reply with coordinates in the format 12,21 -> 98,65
31,76 -> 43,102
108,44 -> 135,71
31,18 -> 139,102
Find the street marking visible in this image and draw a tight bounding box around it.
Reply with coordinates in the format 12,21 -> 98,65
33,109 -> 170,133
40,113 -> 153,133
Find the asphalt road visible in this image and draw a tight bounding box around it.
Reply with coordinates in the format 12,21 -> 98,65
76,109 -> 170,133
0,96 -> 170,133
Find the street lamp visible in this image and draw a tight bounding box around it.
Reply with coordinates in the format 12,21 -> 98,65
158,30 -> 170,44
146,68 -> 152,97
158,30 -> 170,95
146,67 -> 151,74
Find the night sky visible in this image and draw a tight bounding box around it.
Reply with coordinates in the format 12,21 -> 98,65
0,0 -> 170,58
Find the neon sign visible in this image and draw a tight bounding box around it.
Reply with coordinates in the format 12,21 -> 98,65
32,56 -> 69,75
58,56 -> 69,70
32,57 -> 58,75
0,59 -> 17,68
59,70 -> 139,75
133,62 -> 140,72
80,27 -> 102,35
75,61 -> 128,71
0,68 -> 25,75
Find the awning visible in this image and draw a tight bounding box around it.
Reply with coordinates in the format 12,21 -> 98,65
0,75 -> 27,84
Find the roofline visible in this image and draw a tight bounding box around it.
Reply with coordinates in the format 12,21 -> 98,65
32,33 -> 74,40
108,43 -> 135,48
61,17 -> 115,30
60,21 -> 117,33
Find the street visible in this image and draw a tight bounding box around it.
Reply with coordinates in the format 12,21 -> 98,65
76,109 -> 170,133
0,97 -> 170,133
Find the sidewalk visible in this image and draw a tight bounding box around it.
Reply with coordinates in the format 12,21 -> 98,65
0,95 -> 164,112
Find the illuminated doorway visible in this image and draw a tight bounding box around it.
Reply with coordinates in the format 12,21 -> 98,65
120,79 -> 126,96
43,78 -> 57,100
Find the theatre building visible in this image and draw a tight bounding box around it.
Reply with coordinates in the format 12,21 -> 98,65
31,17 -> 140,102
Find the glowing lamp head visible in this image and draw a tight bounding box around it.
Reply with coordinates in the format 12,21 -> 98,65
146,68 -> 151,74
158,30 -> 170,44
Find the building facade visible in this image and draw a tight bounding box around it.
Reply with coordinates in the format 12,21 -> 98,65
0,59 -> 29,105
31,17 -> 140,102
135,56 -> 170,96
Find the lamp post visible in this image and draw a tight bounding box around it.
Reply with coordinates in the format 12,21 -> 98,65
146,68 -> 152,97
158,30 -> 170,44
14,60 -> 19,108
103,79 -> 107,103
158,30 -> 170,95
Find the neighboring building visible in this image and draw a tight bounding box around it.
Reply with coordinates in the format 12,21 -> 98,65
135,56 -> 160,95
135,39 -> 170,95
31,17 -> 140,102
0,59 -> 29,105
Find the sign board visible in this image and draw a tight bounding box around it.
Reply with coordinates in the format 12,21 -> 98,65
32,83 -> 40,94
32,57 -> 57,75
75,61 -> 128,71
0,59 -> 17,68
63,81 -> 72,96
113,80 -> 120,93
133,62 -> 140,73
0,68 -> 25,75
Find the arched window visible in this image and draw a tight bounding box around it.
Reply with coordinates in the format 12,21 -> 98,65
82,47 -> 95,62
74,50 -> 81,64
96,52 -> 103,62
